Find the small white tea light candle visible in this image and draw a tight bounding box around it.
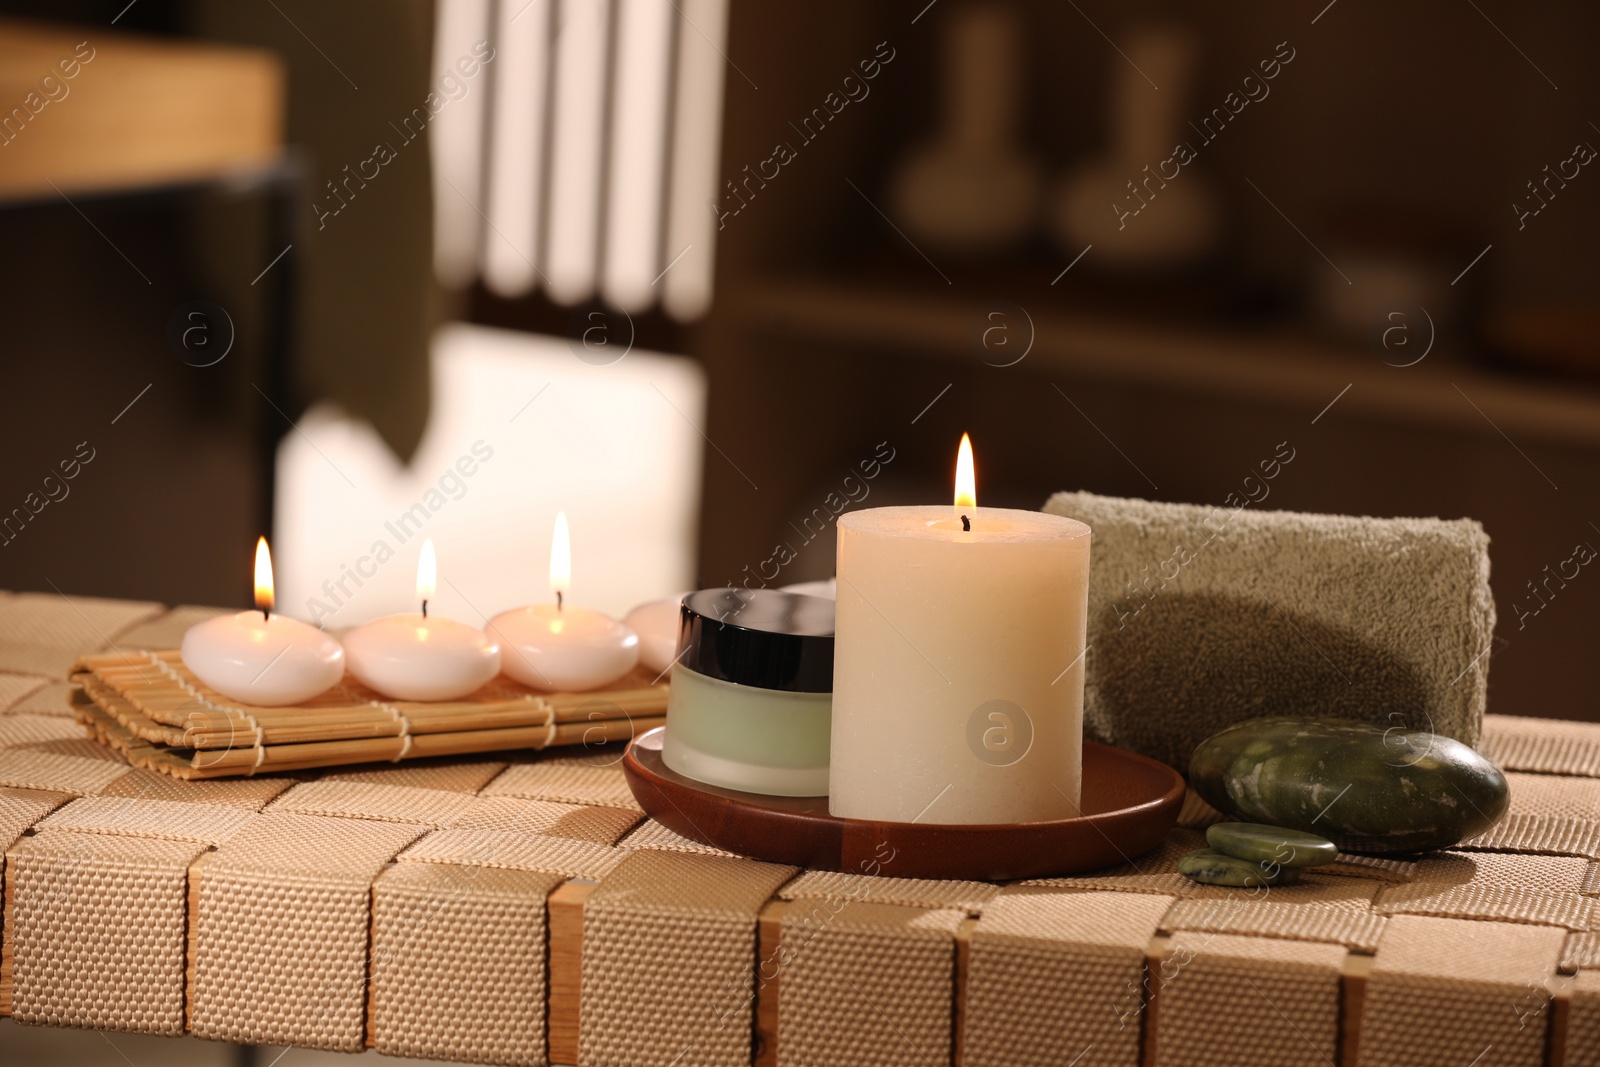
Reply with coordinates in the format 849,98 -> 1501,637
342,539 -> 501,701
489,512 -> 640,691
181,537 -> 345,706
829,434 -> 1091,825
623,594 -> 689,676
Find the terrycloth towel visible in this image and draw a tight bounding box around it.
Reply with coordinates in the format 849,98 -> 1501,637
1042,492 -> 1494,770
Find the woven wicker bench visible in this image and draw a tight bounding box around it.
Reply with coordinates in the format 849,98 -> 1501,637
0,591 -> 1597,1066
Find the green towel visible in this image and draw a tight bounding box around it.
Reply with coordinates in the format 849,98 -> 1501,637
1043,491 -> 1494,771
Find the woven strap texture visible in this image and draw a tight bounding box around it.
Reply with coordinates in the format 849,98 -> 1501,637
267,778 -> 484,826
8,829 -> 206,1033
1153,931 -> 1345,1067
452,795 -> 642,843
963,888 -> 1172,1067
579,849 -> 796,1067
1567,970 -> 1600,1066
1161,878 -> 1387,950
0,593 -> 161,678
400,826 -> 624,879
1483,714 -> 1600,777
776,901 -> 964,1067
1374,851 -> 1594,930
372,860 -> 566,1066
617,817 -> 738,857
189,812 -> 425,1050
484,756 -> 644,809
1360,915 -> 1565,1067
779,869 -> 999,914
38,795 -> 255,843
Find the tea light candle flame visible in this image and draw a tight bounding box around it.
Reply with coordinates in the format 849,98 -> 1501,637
417,538 -> 437,618
955,432 -> 976,531
550,510 -> 571,611
253,536 -> 274,619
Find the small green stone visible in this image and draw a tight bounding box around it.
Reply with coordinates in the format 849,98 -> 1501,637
1206,823 -> 1339,868
1177,848 -> 1301,888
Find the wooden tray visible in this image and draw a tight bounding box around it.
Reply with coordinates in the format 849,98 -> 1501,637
622,728 -> 1185,881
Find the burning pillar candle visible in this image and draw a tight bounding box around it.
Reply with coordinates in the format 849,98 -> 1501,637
342,539 -> 502,701
180,537 -> 345,706
829,434 -> 1091,824
489,512 -> 641,691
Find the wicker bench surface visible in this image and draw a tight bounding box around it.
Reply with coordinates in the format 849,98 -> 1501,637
0,592 -> 1597,1067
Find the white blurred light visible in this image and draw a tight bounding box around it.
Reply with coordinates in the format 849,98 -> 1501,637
274,324 -> 706,627
431,0 -> 494,288
483,0 -> 550,297
545,0 -> 612,305
662,0 -> 730,321
602,0 -> 675,312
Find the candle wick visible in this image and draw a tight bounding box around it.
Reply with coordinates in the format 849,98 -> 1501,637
421,599 -> 428,619
961,514 -> 970,532
556,590 -> 564,611
262,608 -> 270,622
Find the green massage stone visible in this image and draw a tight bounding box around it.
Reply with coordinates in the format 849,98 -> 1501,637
1189,717 -> 1510,854
1206,822 -> 1338,868
1177,848 -> 1301,888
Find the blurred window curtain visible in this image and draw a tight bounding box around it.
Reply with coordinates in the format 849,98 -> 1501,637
182,0 -> 438,461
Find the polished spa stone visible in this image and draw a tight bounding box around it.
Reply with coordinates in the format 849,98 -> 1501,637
1177,848 -> 1300,888
1189,717 -> 1510,854
1206,822 -> 1338,868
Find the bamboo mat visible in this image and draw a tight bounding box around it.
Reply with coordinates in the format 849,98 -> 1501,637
69,650 -> 667,779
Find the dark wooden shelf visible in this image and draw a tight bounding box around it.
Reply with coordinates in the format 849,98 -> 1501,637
732,275 -> 1600,450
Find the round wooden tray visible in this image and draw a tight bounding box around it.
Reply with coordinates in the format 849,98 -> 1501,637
621,727 -> 1185,881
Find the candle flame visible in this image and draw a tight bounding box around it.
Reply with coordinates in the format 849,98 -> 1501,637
417,538 -> 437,604
253,536 -> 274,614
549,511 -> 571,601
954,433 -> 977,510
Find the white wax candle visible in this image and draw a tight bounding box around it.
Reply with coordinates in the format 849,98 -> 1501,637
624,594 -> 688,676
488,605 -> 639,691
485,511 -> 640,692
830,503 -> 1090,825
342,540 -> 501,701
181,537 -> 344,706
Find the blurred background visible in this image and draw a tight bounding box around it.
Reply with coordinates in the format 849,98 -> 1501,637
1,0 -> 1597,713
2,0 -> 1599,1061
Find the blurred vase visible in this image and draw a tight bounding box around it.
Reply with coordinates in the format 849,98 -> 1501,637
888,3 -> 1042,254
1050,25 -> 1221,270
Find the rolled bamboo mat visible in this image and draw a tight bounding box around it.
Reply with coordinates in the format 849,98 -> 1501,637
69,649 -> 667,779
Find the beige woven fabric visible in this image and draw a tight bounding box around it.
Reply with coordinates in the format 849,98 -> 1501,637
1320,852 -> 1418,882
777,902 -> 964,1067
484,758 -> 641,810
0,713 -> 84,747
0,592 -> 161,677
37,795 -> 254,844
1153,931 -> 1344,1067
617,817 -> 736,857
0,745 -> 130,794
579,850 -> 796,1067
189,813 -> 425,1050
1161,885 -> 1388,951
267,779 -> 482,826
8,680 -> 77,717
109,605 -> 229,650
324,758 -> 509,793
0,670 -> 48,710
8,829 -> 206,1033
97,767 -> 295,810
1375,851 -> 1594,930
1585,861 -> 1600,896
0,785 -> 72,849
1458,812 -> 1600,859
450,795 -> 641,844
1361,915 -> 1565,1067
1177,788 -> 1227,830
1483,713 -> 1600,777
1505,772 -> 1600,820
963,888 -> 1172,1067
1024,829 -> 1207,895
1566,970 -> 1600,1066
1562,931 -> 1600,972
400,826 -> 624,879
372,861 -> 565,1066
778,869 -> 999,914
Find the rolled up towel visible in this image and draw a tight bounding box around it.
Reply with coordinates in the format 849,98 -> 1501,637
1042,491 -> 1494,770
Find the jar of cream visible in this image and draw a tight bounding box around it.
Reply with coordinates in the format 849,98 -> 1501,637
662,588 -> 834,797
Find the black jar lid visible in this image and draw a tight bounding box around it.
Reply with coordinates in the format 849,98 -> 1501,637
677,588 -> 835,693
